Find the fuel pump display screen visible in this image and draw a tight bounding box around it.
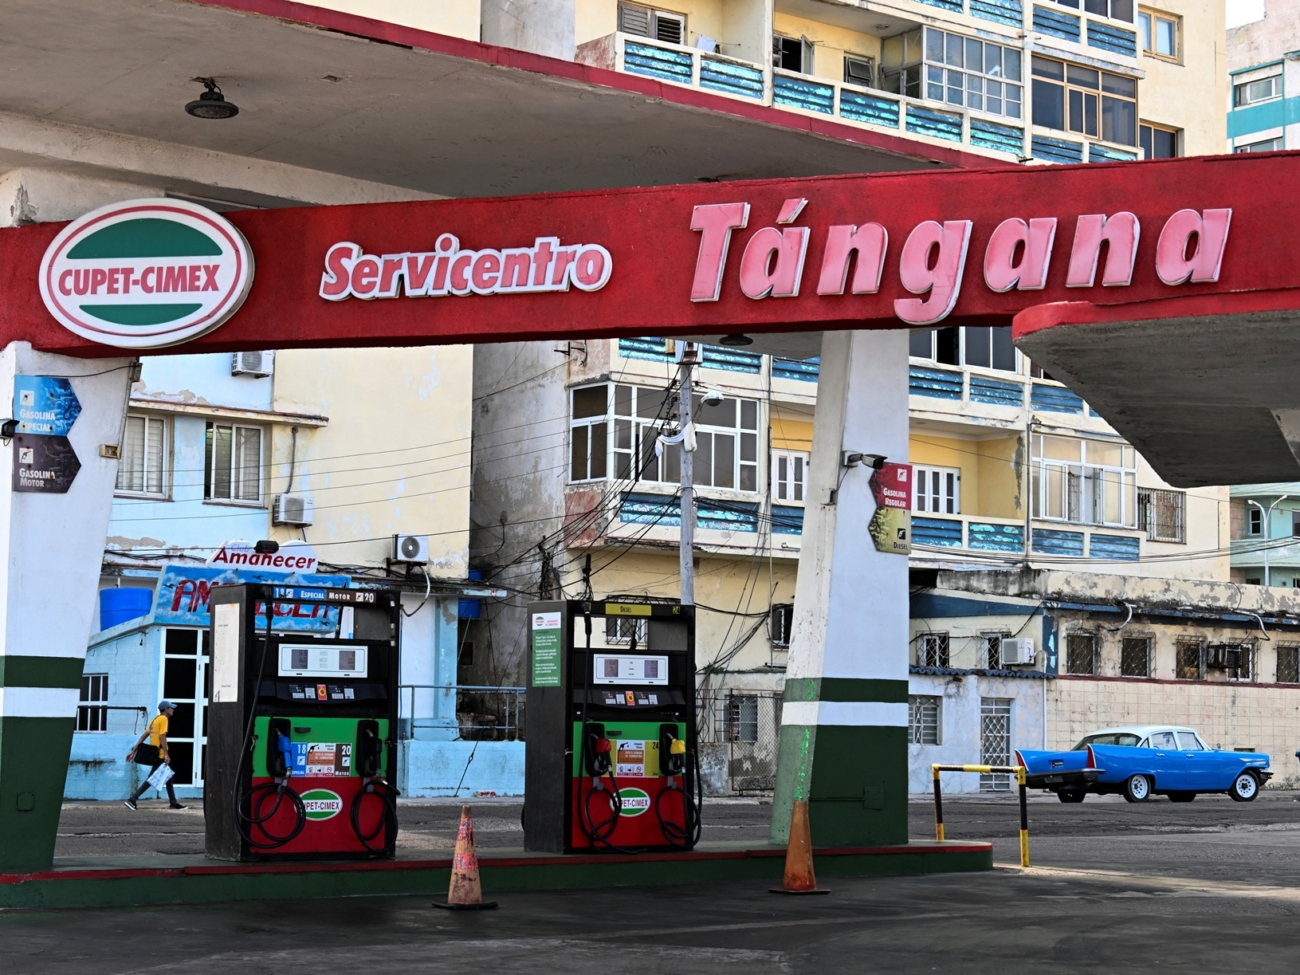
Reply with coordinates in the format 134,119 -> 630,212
278,644 -> 368,678
591,654 -> 668,685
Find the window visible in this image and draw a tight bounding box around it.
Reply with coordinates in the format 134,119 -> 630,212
726,695 -> 759,742
909,326 -> 1016,371
1066,632 -> 1097,675
116,414 -> 168,496
1138,488 -> 1185,543
882,28 -> 1023,120
1208,642 -> 1254,681
76,673 -> 109,732
843,55 -> 875,88
1138,8 -> 1179,59
1032,56 -> 1137,146
981,633 -> 1005,669
572,383 -> 760,492
570,385 -> 609,482
1120,637 -> 1150,677
1074,731 -> 1141,748
605,617 -> 647,646
772,450 -> 808,503
1139,123 -> 1179,159
1051,0 -> 1133,20
918,632 -> 950,667
770,603 -> 794,648
1175,637 -> 1204,680
1277,645 -> 1300,683
1234,74 -> 1281,108
909,695 -> 941,744
204,423 -> 263,503
1245,576 -> 1262,586
773,35 -> 811,74
618,3 -> 685,44
1032,435 -> 1138,527
1247,506 -> 1262,536
160,628 -> 211,787
914,466 -> 961,515
1175,731 -> 1205,750
980,698 -> 1013,790
1236,137 -> 1283,153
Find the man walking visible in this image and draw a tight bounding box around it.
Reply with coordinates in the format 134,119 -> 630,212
125,700 -> 187,810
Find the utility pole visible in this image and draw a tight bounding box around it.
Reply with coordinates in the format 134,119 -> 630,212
678,347 -> 696,607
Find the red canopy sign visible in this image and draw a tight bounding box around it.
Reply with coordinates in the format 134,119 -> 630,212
1,154 -> 1298,356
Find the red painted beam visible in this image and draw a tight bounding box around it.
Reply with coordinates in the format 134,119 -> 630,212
6,153 -> 1300,357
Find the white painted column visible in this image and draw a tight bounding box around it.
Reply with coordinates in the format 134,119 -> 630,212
0,342 -> 131,871
770,329 -> 911,846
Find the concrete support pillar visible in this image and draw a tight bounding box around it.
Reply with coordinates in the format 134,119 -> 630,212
0,342 -> 131,872
771,329 -> 910,847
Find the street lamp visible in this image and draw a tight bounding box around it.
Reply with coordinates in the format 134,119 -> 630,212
1248,495 -> 1290,586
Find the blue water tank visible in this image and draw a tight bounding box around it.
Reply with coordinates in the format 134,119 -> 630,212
458,569 -> 483,620
99,587 -> 154,631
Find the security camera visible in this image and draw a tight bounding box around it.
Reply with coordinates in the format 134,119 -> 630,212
700,388 -> 726,407
842,451 -> 888,469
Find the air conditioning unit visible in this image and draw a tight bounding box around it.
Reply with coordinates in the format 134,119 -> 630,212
393,533 -> 429,564
232,350 -> 274,377
1001,638 -> 1036,666
272,493 -> 314,526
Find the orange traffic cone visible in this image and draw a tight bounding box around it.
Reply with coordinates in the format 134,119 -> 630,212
770,800 -> 829,895
433,804 -> 498,910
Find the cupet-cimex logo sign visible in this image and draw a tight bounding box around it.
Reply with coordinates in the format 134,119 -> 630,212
39,199 -> 254,349
301,789 -> 344,821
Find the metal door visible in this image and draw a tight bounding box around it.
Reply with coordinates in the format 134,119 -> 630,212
980,698 -> 1012,791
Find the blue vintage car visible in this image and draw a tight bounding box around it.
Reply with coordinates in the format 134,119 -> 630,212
1017,725 -> 1273,803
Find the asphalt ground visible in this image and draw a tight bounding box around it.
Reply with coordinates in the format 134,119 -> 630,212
15,791 -> 1300,974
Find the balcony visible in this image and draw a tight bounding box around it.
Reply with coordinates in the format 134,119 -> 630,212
908,363 -> 1093,419
911,513 -> 1143,561
578,32 -> 1029,161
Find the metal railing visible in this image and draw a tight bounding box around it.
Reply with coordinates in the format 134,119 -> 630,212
398,684 -> 525,741
932,763 -> 1030,867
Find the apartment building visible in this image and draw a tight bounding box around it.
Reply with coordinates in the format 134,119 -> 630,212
1226,0 -> 1300,152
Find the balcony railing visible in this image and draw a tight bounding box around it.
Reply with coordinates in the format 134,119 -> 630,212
908,363 -> 1089,416
582,30 -> 1140,164
911,513 -> 1143,560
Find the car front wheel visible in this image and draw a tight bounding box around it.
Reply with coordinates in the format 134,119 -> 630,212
1229,772 -> 1259,802
1122,774 -> 1152,803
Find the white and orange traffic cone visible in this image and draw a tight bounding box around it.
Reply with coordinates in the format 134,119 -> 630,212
433,804 -> 498,910
770,800 -> 829,895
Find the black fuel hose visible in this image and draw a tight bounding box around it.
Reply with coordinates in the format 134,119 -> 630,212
350,777 -> 399,856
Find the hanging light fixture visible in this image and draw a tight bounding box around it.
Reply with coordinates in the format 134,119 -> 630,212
719,334 -> 754,347
185,78 -> 239,120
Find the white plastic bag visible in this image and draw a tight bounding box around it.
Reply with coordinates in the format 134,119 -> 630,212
146,763 -> 175,790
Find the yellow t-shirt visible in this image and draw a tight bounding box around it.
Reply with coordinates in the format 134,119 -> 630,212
147,714 -> 169,748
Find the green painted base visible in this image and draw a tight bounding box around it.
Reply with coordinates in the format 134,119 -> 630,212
772,723 -> 909,848
0,717 -> 77,873
0,841 -> 992,911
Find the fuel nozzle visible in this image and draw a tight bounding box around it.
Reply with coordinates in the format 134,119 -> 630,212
584,722 -> 612,777
659,723 -> 686,777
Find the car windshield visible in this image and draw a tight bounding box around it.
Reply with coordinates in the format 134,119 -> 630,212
1072,733 -> 1141,749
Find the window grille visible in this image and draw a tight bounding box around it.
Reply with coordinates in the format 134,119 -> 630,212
1066,632 -> 1098,675
77,674 -> 109,732
1175,638 -> 1204,680
919,632 -> 950,668
909,696 -> 941,745
1120,637 -> 1151,677
1276,645 -> 1300,684
1138,488 -> 1185,543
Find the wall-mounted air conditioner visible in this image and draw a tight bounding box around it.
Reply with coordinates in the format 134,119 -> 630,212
1001,638 -> 1035,666
273,493 -> 314,526
232,350 -> 275,377
393,534 -> 429,564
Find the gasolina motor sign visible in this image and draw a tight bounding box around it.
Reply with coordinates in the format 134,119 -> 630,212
38,198 -> 254,349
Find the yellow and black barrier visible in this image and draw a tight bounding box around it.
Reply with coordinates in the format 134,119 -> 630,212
931,764 -> 1029,868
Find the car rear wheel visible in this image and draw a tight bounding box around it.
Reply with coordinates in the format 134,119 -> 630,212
1229,771 -> 1259,802
1167,791 -> 1196,803
1122,774 -> 1152,803
1057,790 -> 1086,803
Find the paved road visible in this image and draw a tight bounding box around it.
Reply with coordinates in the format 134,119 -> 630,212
18,791 -> 1300,974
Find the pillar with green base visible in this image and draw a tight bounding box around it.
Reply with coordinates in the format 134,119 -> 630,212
0,342 -> 131,873
771,329 -> 911,848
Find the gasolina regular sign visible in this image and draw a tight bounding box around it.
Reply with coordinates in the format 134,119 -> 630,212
39,199 -> 254,349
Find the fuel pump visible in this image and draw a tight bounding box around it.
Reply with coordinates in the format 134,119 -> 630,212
205,583 -> 401,861
524,600 -> 700,854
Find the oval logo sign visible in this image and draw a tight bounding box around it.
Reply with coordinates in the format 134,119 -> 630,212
39,198 -> 254,349
617,787 -> 651,817
301,789 -> 344,821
